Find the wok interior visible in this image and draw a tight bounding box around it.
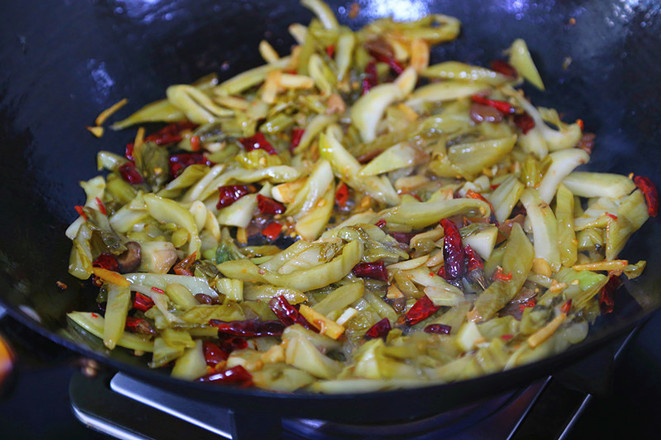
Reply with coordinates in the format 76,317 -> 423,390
1,0 -> 660,407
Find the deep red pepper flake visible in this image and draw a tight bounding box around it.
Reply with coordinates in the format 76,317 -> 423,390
633,175 -> 659,217
257,194 -> 285,215
210,319 -> 285,337
518,298 -> 536,312
325,44 -> 335,58
145,122 -> 197,145
424,323 -> 452,335
125,317 -> 156,335
118,162 -> 144,184
490,59 -> 518,78
151,287 -> 165,294
239,132 -> 277,155
352,261 -> 389,282
91,313 -> 99,318
93,253 -> 120,272
133,292 -> 154,312
389,232 -> 416,245
560,299 -> 573,314
464,245 -> 484,271
335,182 -> 350,207
576,119 -> 584,131
465,190 -> 498,225
513,113 -> 536,134
440,218 -> 465,280
198,365 -> 253,386
262,222 -> 283,241
125,143 -> 135,161
95,197 -> 107,215
404,295 -> 440,326
437,265 -> 447,279
173,251 -> 197,276
362,61 -> 378,95
290,128 -> 305,151
374,218 -> 386,229
492,267 -> 513,282
605,213 -> 618,221
471,95 -> 515,114
269,295 -> 317,331
74,205 -> 87,221
203,341 -> 229,367
501,334 -> 514,341
599,275 -> 622,314
190,135 -> 201,152
217,185 -> 250,209
169,153 -> 213,177
365,318 -> 391,340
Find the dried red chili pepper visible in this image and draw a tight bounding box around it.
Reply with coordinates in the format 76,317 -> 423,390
424,323 -> 452,334
440,218 -> 465,280
470,95 -> 515,114
74,205 -> 87,221
501,334 -> 514,341
290,128 -> 305,151
404,295 -> 440,326
465,190 -> 498,225
518,298 -> 536,312
335,182 -> 349,207
599,275 -> 622,314
490,59 -> 518,78
173,251 -> 197,276
464,245 -> 484,271
633,175 -> 659,217
576,119 -> 584,131
261,222 -> 283,241
198,365 -> 253,386
362,60 -> 378,95
389,232 -> 416,245
125,143 -> 135,161
217,335 -> 248,353
217,185 -> 251,209
190,135 -> 201,152
93,253 -> 120,272
239,132 -> 277,155
151,287 -> 165,295
374,218 -> 386,229
492,267 -> 513,282
125,317 -> 156,335
365,318 -> 391,340
118,162 -> 144,184
203,341 -> 229,367
560,299 -> 573,314
370,51 -> 405,75
210,319 -> 285,337
169,153 -> 212,177
257,194 -> 285,215
95,197 -> 107,215
325,44 -> 335,57
269,295 -> 317,331
605,213 -> 618,221
145,122 -> 197,145
352,261 -> 389,282
133,292 -> 154,312
513,113 -> 535,134
437,265 -> 447,279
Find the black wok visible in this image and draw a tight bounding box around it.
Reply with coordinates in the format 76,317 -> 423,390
1,0 -> 661,425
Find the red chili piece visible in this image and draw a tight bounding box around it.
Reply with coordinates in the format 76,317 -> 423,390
464,245 -> 484,271
490,60 -> 518,77
404,295 -> 440,326
633,175 -> 659,217
145,122 -> 197,145
561,299 -> 573,314
198,365 -> 253,386
257,194 -> 285,215
470,95 -> 515,114
362,61 -> 379,95
269,295 -> 317,331
501,334 -> 514,341
203,341 -> 229,367
335,182 -> 349,207
352,261 -> 389,282
440,218 -> 465,280
133,292 -> 154,312
389,232 -> 416,245
173,251 -> 197,276
74,205 -> 87,221
239,132 -> 277,155
513,113 -> 535,134
492,267 -> 513,282
169,153 -> 212,177
93,253 -> 120,272
217,185 -> 250,209
599,276 -> 622,314
374,218 -> 386,229
95,197 -> 107,215
125,317 -> 156,335
118,162 -> 144,184
262,222 -> 283,241
190,135 -> 201,152
325,44 -> 335,58
125,143 -> 135,161
151,287 -> 165,294
424,323 -> 452,334
210,319 -> 285,337
364,318 -> 391,340
217,335 -> 248,353
465,190 -> 499,225
605,213 -> 618,221
290,128 -> 305,150
518,298 -> 536,312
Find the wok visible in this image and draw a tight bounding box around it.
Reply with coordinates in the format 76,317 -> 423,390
1,0 -> 661,427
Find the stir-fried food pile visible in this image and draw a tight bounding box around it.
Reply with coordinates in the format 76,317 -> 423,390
66,0 -> 658,392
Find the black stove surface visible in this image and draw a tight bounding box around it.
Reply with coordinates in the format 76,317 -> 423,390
1,309 -> 660,439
